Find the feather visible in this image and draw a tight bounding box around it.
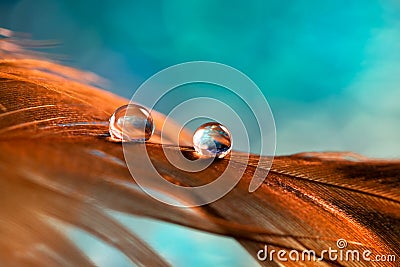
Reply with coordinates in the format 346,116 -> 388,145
0,42 -> 399,266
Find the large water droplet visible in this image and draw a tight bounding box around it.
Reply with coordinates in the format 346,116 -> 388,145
109,104 -> 154,142
193,122 -> 232,158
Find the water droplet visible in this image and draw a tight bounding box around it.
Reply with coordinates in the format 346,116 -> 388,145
109,104 -> 154,142
193,122 -> 232,158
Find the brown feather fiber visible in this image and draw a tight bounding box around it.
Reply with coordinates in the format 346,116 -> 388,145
0,50 -> 399,266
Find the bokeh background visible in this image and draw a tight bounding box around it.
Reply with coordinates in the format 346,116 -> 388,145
1,0 -> 399,158
1,0 -> 399,266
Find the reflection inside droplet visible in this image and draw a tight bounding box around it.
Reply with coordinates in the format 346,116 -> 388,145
193,122 -> 232,158
109,104 -> 154,142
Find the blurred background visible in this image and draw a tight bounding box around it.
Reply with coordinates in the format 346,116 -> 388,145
1,0 -> 399,158
0,0 -> 399,266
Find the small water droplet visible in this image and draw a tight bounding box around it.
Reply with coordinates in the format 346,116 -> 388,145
109,104 -> 154,142
193,122 -> 232,158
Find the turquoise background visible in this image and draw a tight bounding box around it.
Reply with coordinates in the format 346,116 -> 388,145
1,0 -> 399,158
1,0 -> 399,266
